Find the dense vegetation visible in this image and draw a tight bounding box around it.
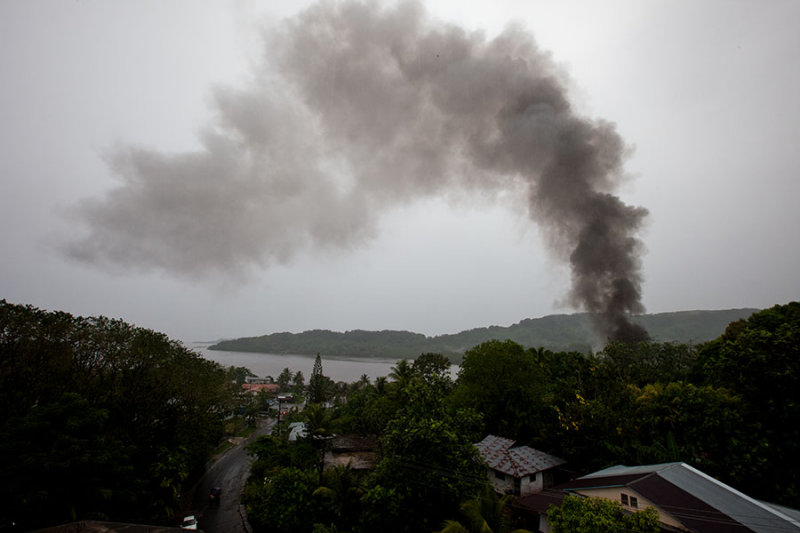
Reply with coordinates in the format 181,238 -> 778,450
546,495 -> 660,533
3,299 -> 797,532
0,300 -> 236,531
210,308 -> 757,358
242,303 -> 800,532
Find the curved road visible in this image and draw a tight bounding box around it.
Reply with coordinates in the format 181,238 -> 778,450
189,418 -> 274,533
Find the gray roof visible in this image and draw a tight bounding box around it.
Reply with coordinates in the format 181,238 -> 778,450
577,462 -> 800,533
288,421 -> 308,441
580,462 -> 678,479
475,435 -> 565,478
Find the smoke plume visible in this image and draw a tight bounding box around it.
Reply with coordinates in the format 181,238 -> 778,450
65,0 -> 648,342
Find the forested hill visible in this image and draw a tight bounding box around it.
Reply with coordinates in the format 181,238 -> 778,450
208,308 -> 759,358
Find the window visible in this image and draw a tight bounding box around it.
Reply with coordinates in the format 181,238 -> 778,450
621,493 -> 639,508
530,473 -> 537,482
494,471 -> 505,480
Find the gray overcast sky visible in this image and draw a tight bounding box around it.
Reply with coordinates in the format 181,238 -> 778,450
1,0 -> 798,343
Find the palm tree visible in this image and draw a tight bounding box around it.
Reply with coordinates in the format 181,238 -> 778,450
374,376 -> 388,396
303,402 -> 336,437
438,485 -> 532,533
388,358 -> 415,392
353,373 -> 371,392
313,465 -> 363,530
303,403 -> 338,476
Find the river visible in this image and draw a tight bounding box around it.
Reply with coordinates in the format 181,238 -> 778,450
191,342 -> 412,383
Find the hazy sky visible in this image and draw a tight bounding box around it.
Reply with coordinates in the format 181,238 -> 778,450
1,0 -> 798,343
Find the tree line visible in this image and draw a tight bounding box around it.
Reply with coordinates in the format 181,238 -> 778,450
0,300 -> 237,530
241,302 -> 799,532
209,308 -> 757,358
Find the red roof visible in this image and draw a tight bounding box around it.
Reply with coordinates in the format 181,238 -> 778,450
241,383 -> 280,393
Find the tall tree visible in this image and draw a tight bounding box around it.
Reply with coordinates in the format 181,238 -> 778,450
0,300 -> 231,529
598,341 -> 697,386
292,370 -> 306,395
303,402 -> 339,475
360,379 -> 485,533
453,340 -> 549,443
242,467 -> 320,533
309,353 -> 329,404
413,353 -> 453,384
693,302 -> 800,505
314,465 -> 364,531
277,367 -> 293,391
388,358 -> 415,392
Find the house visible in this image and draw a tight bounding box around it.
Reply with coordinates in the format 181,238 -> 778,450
475,435 -> 566,497
241,382 -> 280,394
323,434 -> 379,471
516,462 -> 800,533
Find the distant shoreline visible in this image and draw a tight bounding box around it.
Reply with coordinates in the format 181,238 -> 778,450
206,308 -> 758,359
194,344 -> 424,382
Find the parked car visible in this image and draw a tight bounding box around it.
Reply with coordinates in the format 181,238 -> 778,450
209,486 -> 222,506
180,515 -> 198,530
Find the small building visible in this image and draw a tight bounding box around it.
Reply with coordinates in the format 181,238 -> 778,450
516,462 -> 800,533
241,383 -> 281,394
245,376 -> 274,385
475,435 -> 566,497
324,434 -> 379,471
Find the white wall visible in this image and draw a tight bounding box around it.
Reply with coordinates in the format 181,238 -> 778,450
489,469 -> 550,496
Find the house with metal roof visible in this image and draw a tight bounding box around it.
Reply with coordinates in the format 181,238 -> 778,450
475,435 -> 566,497
516,462 -> 800,533
288,421 -> 308,441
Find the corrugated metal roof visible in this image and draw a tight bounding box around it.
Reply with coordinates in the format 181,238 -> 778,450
569,462 -> 800,533
560,473 -> 650,490
658,463 -> 800,533
632,470 -> 750,533
767,503 -> 800,524
475,434 -> 565,478
578,462 -> 680,479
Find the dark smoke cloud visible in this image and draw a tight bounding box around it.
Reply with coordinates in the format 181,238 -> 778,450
65,0 -> 648,341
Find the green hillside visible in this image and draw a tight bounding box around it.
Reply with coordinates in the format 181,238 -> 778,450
208,308 -> 759,359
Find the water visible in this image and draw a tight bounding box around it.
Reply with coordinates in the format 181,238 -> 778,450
191,343 -> 405,383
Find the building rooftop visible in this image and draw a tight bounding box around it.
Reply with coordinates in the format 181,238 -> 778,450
568,462 -> 800,533
475,435 -> 565,478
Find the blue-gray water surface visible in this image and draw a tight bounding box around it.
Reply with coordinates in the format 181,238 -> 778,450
193,342 -> 420,383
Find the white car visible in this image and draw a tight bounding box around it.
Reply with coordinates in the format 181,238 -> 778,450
180,515 -> 198,530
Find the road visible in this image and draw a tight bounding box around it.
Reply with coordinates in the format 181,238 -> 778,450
189,418 -> 274,533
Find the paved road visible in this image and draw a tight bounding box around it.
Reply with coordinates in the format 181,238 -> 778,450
190,418 -> 274,533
